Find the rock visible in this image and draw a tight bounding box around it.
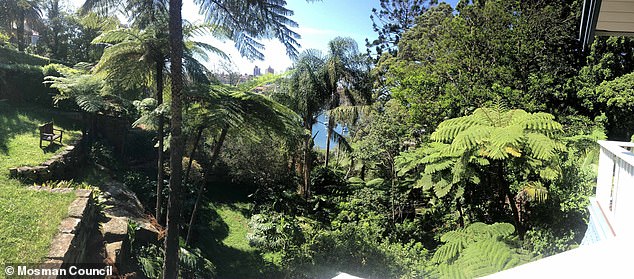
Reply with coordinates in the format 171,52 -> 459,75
105,241 -> 125,264
47,233 -> 74,260
102,216 -> 128,243
75,189 -> 92,198
59,218 -> 81,234
68,198 -> 89,218
100,181 -> 161,245
132,220 -> 160,245
51,188 -> 73,194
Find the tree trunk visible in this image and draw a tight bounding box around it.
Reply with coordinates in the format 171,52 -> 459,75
360,164 -> 366,181
49,0 -> 61,59
163,0 -> 183,277
289,153 -> 296,173
456,199 -> 465,228
506,189 -> 524,239
334,143 -> 341,168
17,12 -> 25,51
185,126 -> 227,245
155,60 -> 165,224
324,117 -> 334,167
303,117 -> 312,198
184,126 -> 204,185
345,156 -> 354,179
496,161 -> 524,239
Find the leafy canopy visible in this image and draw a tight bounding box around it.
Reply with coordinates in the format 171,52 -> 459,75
396,105 -> 565,206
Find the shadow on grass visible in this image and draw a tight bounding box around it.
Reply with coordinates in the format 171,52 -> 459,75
204,178 -> 261,204
191,202 -> 283,279
41,143 -> 63,153
0,102 -> 82,154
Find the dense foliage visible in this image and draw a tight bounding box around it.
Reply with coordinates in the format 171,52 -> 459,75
2,0 -> 631,277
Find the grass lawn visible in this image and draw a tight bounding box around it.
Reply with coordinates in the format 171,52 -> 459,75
0,177 -> 75,265
0,102 -> 80,267
193,202 -> 283,278
0,102 -> 82,175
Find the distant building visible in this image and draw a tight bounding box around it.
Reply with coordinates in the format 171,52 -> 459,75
266,66 -> 274,74
253,65 -> 261,76
31,31 -> 40,45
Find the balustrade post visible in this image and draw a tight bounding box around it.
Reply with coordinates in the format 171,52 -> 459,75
596,143 -> 615,212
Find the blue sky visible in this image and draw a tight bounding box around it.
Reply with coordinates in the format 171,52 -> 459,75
195,0 -> 459,74
68,0 -> 458,74
68,0 -> 459,147
187,0 -> 383,74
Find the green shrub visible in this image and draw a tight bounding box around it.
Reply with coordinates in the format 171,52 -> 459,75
0,63 -> 53,104
123,171 -> 157,209
42,63 -> 78,77
131,240 -> 216,278
0,46 -> 50,65
89,140 -> 118,170
523,227 -> 577,257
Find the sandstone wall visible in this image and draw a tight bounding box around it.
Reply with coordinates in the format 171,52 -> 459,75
9,140 -> 86,183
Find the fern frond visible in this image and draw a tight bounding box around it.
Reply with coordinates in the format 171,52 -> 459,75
525,132 -> 558,160
518,181 -> 548,202
449,125 -> 493,153
434,178 -> 453,198
431,115 -> 478,142
424,159 -> 454,175
433,222 -> 528,278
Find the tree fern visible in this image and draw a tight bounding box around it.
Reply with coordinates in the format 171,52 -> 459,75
397,106 -> 565,236
430,222 -> 533,278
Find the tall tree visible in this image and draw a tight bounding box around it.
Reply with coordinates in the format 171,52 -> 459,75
93,21 -> 224,223
164,0 -> 305,276
378,0 -> 580,135
275,50 -> 330,198
323,37 -> 372,167
366,0 -> 436,59
81,0 -> 172,226
575,36 -> 634,140
164,0 -> 183,275
2,0 -> 44,51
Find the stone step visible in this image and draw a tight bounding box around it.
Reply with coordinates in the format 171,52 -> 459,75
105,241 -> 127,265
101,215 -> 129,243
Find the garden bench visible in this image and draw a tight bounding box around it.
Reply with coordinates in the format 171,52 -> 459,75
39,122 -> 63,148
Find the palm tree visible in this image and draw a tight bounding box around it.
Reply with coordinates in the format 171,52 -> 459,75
2,0 -> 44,51
93,25 -> 169,222
323,37 -> 372,167
80,0 -> 167,29
81,0 -> 174,224
275,50 -> 330,198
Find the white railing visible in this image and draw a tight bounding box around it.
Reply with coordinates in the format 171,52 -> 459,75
595,140 -> 634,237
